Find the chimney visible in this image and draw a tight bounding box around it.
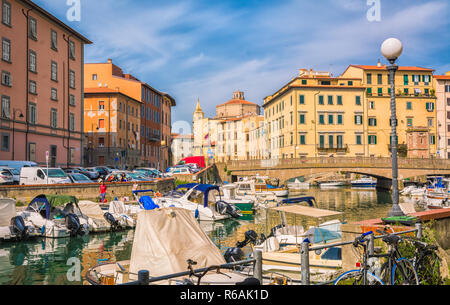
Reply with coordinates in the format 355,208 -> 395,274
377,59 -> 382,67
107,58 -> 112,64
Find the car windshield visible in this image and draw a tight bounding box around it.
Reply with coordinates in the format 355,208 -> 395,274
9,168 -> 19,175
72,173 -> 89,181
0,170 -> 12,176
43,169 -> 67,178
128,173 -> 144,179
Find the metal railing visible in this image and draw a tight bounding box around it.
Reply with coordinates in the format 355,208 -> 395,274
300,222 -> 423,285
227,157 -> 450,170
119,249 -> 263,285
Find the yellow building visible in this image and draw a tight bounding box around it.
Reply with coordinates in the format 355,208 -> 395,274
263,69 -> 366,158
263,65 -> 437,159
341,64 -> 437,158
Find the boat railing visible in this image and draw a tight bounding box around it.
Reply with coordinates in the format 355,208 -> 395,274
119,249 -> 263,285
300,222 -> 423,285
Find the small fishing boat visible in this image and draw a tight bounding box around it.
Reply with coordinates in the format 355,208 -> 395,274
253,176 -> 289,197
17,194 -> 90,238
287,178 -> 310,190
85,207 -> 257,285
154,183 -> 242,221
350,176 -> 377,187
424,177 -> 450,209
0,198 -> 40,242
230,180 -> 278,207
221,184 -> 255,216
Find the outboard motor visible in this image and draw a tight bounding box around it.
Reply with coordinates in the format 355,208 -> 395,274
10,216 -> 28,241
103,212 -> 121,232
224,246 -> 244,263
215,200 -> 241,219
236,230 -> 258,248
65,213 -> 83,237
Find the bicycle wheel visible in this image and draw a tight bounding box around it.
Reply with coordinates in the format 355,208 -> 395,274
416,252 -> 443,285
334,270 -> 384,285
391,258 -> 419,285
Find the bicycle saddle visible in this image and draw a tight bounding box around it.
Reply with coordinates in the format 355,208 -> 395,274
382,234 -> 400,245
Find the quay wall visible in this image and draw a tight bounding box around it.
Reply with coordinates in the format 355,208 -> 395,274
0,178 -> 175,204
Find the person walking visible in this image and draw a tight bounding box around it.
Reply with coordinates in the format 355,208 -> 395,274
99,180 -> 107,203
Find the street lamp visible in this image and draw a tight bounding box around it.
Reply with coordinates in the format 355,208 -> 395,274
381,37 -> 405,217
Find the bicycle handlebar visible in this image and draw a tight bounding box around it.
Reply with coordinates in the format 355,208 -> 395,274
353,231 -> 373,247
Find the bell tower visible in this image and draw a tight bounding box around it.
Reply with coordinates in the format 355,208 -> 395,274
193,98 -> 204,121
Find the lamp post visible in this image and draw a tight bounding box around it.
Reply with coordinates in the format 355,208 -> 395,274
12,109 -> 24,160
381,37 -> 405,217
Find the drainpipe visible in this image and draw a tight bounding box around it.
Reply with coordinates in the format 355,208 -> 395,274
63,34 -> 73,168
313,91 -> 321,158
21,8 -> 33,161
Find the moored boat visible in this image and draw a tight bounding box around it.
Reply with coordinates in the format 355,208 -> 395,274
350,176 -> 377,187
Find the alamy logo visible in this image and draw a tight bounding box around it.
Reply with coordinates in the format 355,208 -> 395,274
66,0 -> 81,22
366,0 -> 381,22
66,257 -> 81,282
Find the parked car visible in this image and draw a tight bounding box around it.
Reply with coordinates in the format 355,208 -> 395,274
165,166 -> 193,177
133,168 -> 161,178
0,167 -> 20,184
20,167 -> 71,185
68,173 -> 95,184
104,171 -> 149,182
86,166 -> 111,180
184,163 -> 200,173
0,168 -> 14,184
69,167 -> 99,180
0,161 -> 38,178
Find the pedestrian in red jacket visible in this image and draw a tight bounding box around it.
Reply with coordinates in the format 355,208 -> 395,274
99,180 -> 107,203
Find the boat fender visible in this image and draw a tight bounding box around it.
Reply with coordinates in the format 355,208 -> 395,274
194,208 -> 199,219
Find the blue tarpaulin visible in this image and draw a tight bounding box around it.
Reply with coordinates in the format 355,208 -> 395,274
175,183 -> 220,207
139,196 -> 159,210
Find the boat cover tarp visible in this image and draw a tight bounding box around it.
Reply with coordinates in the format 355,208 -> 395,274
78,201 -> 105,220
27,194 -> 79,219
129,207 -> 226,280
0,198 -> 16,226
270,205 -> 343,218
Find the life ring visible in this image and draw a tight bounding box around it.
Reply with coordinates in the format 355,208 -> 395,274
155,192 -> 162,197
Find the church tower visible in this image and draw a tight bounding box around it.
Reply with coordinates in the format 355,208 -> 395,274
193,98 -> 204,121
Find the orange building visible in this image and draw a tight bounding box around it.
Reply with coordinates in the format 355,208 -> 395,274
84,59 -> 175,169
0,0 -> 91,166
83,88 -> 141,168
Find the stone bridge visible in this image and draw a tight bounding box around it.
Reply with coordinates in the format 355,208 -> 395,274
218,157 -> 450,188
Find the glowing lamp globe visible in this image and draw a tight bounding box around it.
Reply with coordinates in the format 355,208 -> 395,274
381,38 -> 403,62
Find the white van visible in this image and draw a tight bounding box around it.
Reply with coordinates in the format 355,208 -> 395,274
20,167 -> 72,185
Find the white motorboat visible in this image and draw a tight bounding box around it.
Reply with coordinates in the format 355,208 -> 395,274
424,177 -> 450,209
77,200 -> 135,233
230,196 -> 344,275
350,176 -> 377,187
0,198 -> 40,241
17,194 -> 89,238
85,207 -> 258,285
231,180 -> 279,206
319,181 -> 346,188
154,183 -> 242,221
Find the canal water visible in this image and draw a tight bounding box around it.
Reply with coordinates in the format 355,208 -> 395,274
0,187 -> 400,285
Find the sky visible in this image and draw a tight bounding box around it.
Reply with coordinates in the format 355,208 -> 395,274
34,0 -> 450,127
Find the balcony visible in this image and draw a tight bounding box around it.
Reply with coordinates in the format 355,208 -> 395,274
317,145 -> 348,153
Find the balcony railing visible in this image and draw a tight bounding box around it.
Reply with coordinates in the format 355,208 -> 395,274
317,145 -> 348,153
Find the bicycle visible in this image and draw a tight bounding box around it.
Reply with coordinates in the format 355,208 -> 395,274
404,237 -> 443,285
375,228 -> 419,285
333,231 -> 385,285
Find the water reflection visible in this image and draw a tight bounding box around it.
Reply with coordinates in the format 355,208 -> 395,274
0,187 -> 398,285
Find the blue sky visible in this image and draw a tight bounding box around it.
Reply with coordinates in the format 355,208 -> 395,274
34,0 -> 450,126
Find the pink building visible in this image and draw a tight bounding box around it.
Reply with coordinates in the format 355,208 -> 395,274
0,0 -> 91,166
434,73 -> 450,159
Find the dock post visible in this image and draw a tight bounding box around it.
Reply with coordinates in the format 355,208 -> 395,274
300,240 -> 310,285
368,234 -> 375,256
415,222 -> 422,239
253,250 -> 263,284
138,270 -> 150,285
